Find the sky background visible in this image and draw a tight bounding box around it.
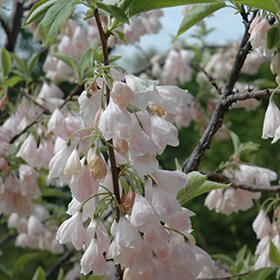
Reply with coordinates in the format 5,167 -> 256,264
113,5 -> 244,71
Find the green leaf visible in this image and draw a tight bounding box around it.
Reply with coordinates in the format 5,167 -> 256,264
237,141 -> 260,156
79,48 -> 92,72
243,268 -> 275,280
114,30 -> 126,42
37,0 -> 75,47
9,52 -> 26,73
1,47 -> 12,77
236,244 -> 247,261
97,2 -> 129,24
119,176 -> 130,193
53,53 -> 77,70
176,2 -> 226,38
56,268 -> 64,280
266,26 -> 280,50
32,267 -> 46,280
211,254 -> 235,266
13,253 -> 39,274
229,130 -> 240,155
0,263 -> 12,279
23,0 -> 59,27
176,171 -> 229,204
108,55 -> 121,63
27,53 -> 40,75
233,0 -> 278,14
125,0 -> 224,17
269,238 -> 280,266
41,188 -> 70,198
5,76 -> 23,87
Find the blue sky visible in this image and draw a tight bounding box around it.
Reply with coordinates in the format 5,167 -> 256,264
114,5 -> 244,70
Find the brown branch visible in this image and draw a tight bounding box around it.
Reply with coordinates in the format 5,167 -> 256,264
197,270 -> 250,280
45,248 -> 75,279
5,1 -> 24,52
182,11 -> 256,174
0,233 -> 17,247
0,16 -> 12,45
196,63 -> 222,95
94,9 -> 121,222
10,84 -> 84,144
204,171 -> 280,193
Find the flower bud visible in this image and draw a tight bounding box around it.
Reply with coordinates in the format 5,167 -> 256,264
121,189 -> 135,215
111,81 -> 134,107
87,153 -> 107,179
115,138 -> 129,154
270,52 -> 280,75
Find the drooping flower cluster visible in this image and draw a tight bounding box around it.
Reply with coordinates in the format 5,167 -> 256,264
205,163 -> 277,215
252,208 -> 280,269
47,68 -> 214,278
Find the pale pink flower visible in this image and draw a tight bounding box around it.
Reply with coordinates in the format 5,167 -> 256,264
130,194 -> 159,229
87,153 -> 107,179
16,134 -> 38,167
78,90 -> 101,125
51,239 -> 65,254
48,144 -> 72,179
69,160 -> 99,202
111,81 -> 134,107
64,147 -> 82,175
98,97 -> 133,141
0,157 -> 9,173
47,108 -> 66,135
27,215 -> 44,235
153,86 -> 184,114
145,179 -> 182,222
148,113 -> 179,154
250,18 -> 273,57
34,204 -> 50,222
56,211 -> 86,250
253,209 -> 272,239
125,73 -> 160,111
80,238 -> 106,275
151,169 -> 188,196
19,165 -> 41,198
262,100 -> 280,140
152,258 -> 176,280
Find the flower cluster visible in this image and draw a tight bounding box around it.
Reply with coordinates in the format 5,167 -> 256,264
253,209 -> 280,269
46,68 -> 214,277
205,163 -> 277,215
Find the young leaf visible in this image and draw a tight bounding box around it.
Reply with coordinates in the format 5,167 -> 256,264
243,267 -> 271,280
176,2 -> 226,38
27,53 -> 40,75
176,171 -> 229,204
126,0 -> 224,17
56,268 -> 64,280
269,238 -> 280,266
37,0 -> 75,47
96,2 -> 129,24
53,53 -> 77,70
9,52 -> 26,73
229,130 -> 240,156
41,188 -> 70,198
211,254 -> 235,266
13,253 -> 39,274
0,47 -> 12,77
233,0 -> 278,14
266,26 -> 280,50
32,267 -> 46,280
79,48 -> 93,72
23,0 -> 59,27
5,75 -> 23,87
236,245 -> 247,261
114,30 -> 127,43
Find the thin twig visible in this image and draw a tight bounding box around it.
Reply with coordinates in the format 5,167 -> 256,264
0,233 -> 17,247
45,248 -> 75,279
182,10 -> 256,174
196,63 -> 222,95
94,9 -> 121,222
204,171 -> 280,193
